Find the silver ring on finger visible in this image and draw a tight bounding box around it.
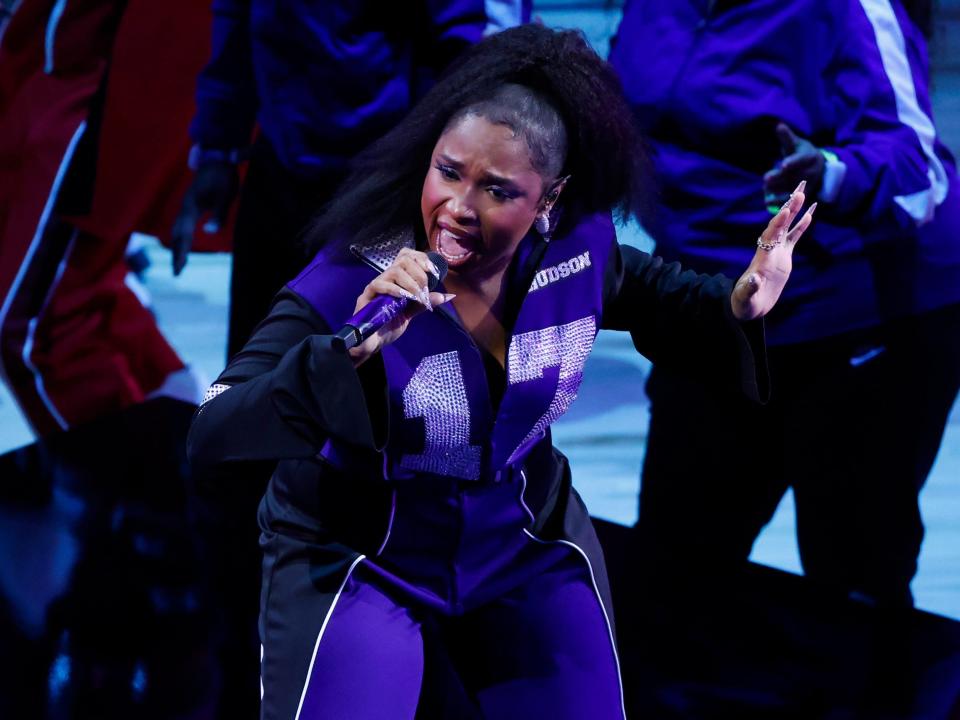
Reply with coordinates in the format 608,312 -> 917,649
757,236 -> 782,252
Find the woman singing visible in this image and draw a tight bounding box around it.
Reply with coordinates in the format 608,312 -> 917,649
188,24 -> 814,720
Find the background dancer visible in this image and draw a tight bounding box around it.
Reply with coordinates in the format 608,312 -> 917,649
610,0 -> 960,610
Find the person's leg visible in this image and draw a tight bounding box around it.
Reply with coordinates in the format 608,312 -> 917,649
637,365 -> 788,581
2,202 -> 187,436
227,142 -> 343,359
0,0 -> 185,434
218,145 -> 343,706
221,145 -> 345,711
0,74 -> 97,434
786,336 -> 919,605
259,535 -> 425,720
22,228 -> 186,429
789,305 -> 960,606
783,306 -> 960,715
449,551 -> 624,720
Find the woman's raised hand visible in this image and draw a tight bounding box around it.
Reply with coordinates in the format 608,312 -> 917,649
347,248 -> 455,366
730,181 -> 816,322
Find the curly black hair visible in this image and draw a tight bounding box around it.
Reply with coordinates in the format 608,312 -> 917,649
305,24 -> 647,253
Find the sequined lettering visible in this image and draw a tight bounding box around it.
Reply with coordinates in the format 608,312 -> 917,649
506,316 -> 597,462
400,351 -> 482,480
528,251 -> 591,292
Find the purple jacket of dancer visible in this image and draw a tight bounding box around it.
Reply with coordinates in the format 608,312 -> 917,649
187,213 -> 766,717
190,0 -> 532,177
609,0 -> 960,344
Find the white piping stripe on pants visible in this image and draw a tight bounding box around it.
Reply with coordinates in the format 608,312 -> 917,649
293,554 -> 366,720
375,490 -> 397,557
44,0 -> 69,74
522,530 -> 628,720
0,119 -> 86,385
19,230 -> 78,431
22,316 -> 67,430
858,0 -> 948,225
518,469 -> 627,719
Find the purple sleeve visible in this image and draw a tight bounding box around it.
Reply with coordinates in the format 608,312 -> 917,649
188,0 -> 259,151
187,292 -> 386,474
822,0 -> 948,232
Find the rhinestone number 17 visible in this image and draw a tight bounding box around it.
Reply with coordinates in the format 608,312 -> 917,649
506,316 -> 596,463
399,316 -> 596,480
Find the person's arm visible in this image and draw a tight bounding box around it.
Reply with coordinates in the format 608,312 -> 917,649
189,245 -> 454,473
188,0 -> 258,153
811,0 -> 945,231
172,0 -> 258,274
601,187 -> 814,401
602,243 -> 769,402
187,290 -> 386,474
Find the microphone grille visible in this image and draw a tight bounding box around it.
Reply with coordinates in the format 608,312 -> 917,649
426,251 -> 448,290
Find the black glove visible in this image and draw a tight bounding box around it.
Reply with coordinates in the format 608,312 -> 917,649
170,160 -> 239,275
763,123 -> 825,208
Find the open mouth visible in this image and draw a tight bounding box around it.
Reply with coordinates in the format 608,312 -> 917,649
435,226 -> 479,265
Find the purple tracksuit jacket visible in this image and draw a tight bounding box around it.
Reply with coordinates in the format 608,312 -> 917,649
190,0 -> 531,177
610,0 -> 960,344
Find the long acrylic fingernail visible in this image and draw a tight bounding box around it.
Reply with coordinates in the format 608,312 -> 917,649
427,260 -> 440,278
419,287 -> 433,311
440,293 -> 456,304
796,180 -> 807,194
399,289 -> 416,301
808,202 -> 818,215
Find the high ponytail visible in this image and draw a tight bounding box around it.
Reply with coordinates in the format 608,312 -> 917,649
305,24 -> 648,253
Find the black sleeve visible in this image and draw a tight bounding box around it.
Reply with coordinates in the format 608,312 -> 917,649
186,289 -> 388,473
601,242 -> 769,403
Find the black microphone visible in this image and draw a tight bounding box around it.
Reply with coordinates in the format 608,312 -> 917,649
332,251 -> 448,352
